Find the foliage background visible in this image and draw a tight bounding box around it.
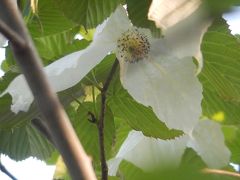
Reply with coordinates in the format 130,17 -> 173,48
0,0 -> 240,179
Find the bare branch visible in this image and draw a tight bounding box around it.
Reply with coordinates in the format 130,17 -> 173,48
202,168 -> 240,178
0,1 -> 96,179
31,118 -> 55,145
0,19 -> 25,47
0,161 -> 18,180
98,59 -> 119,180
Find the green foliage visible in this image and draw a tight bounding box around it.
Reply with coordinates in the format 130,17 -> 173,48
70,102 -> 115,163
34,35 -> 90,65
1,1 -> 240,178
111,117 -> 131,156
199,18 -> 240,166
222,126 -> 240,164
0,123 -> 54,160
200,18 -> 240,125
27,0 -> 75,37
126,0 -> 161,37
54,0 -> 123,28
199,18 -> 240,167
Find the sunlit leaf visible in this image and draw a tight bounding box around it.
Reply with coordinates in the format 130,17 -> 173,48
70,101 -> 115,163
27,0 -> 75,37
200,18 -> 240,125
222,126 -> 240,164
54,0 -> 123,28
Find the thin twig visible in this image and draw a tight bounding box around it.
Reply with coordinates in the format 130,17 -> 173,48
0,161 -> 18,180
202,168 -> 240,178
0,1 -> 96,179
98,59 -> 119,180
0,19 -> 26,47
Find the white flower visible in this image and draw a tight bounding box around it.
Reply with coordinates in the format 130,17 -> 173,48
1,4 -> 230,174
108,120 -> 230,176
1,5 -> 209,133
108,132 -> 188,176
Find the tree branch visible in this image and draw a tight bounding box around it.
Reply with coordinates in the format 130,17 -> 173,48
31,118 -> 55,146
202,168 -> 240,178
98,59 -> 119,180
0,1 -> 96,179
0,161 -> 18,180
0,19 -> 25,48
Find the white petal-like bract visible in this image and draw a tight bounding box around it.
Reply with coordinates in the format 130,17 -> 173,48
188,120 -> 231,168
148,0 -> 202,30
1,6 -> 131,113
108,131 -> 188,176
120,57 -> 202,133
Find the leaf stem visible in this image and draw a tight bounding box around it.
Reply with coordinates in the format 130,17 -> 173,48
98,59 -> 119,180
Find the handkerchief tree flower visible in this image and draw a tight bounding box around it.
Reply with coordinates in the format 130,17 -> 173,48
0,2 -> 231,179
2,6 -> 207,132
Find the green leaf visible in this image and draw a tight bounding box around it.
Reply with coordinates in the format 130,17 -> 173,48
70,102 -> 115,163
0,123 -> 54,161
33,33 -> 90,64
199,18 -> 240,125
222,126 -> 240,164
126,0 -> 161,37
180,148 -> 206,169
27,0 -> 75,37
111,117 -> 131,157
117,160 -> 145,180
108,73 -> 183,139
3,0 -> 81,72
54,0 -> 123,28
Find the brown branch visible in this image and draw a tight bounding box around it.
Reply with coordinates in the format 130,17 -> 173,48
0,19 -> 25,47
98,59 -> 119,180
202,168 -> 240,178
0,161 -> 18,180
31,118 -> 55,145
0,1 -> 96,180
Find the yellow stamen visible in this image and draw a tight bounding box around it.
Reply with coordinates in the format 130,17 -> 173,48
116,28 -> 150,63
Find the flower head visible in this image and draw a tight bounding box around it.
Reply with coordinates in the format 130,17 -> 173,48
116,27 -> 150,63
1,5 -> 209,133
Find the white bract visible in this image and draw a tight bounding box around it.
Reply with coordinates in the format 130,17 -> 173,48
108,132 -> 189,175
108,120 -> 230,175
2,5 -> 207,133
148,0 -> 202,30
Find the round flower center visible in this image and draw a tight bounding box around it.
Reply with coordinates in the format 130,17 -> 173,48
116,28 -> 150,63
